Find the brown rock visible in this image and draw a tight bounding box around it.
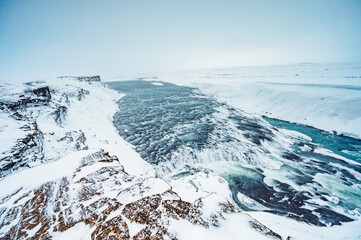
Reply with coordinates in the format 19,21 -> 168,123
91,215 -> 129,240
162,200 -> 191,219
122,195 -> 162,224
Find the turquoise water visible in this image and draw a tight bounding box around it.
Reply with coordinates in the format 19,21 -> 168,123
264,117 -> 361,163
107,80 -> 361,226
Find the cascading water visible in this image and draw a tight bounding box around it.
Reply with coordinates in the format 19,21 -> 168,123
107,80 -> 361,226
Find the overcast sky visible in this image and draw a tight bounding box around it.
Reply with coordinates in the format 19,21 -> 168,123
1,0 -> 361,81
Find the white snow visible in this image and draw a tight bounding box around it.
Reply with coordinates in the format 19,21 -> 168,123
237,192 -> 256,206
0,114 -> 25,156
168,214 -> 272,240
0,150 -> 94,199
41,78 -> 155,177
196,82 -> 361,139
116,177 -> 170,204
170,172 -> 232,202
249,211 -> 361,240
52,222 -> 93,240
150,82 -> 164,86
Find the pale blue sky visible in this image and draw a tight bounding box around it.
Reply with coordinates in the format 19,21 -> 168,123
0,0 -> 360,81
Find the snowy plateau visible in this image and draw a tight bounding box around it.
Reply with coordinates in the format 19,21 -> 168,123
0,63 -> 360,240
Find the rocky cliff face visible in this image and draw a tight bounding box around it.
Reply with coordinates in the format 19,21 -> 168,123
0,77 -> 283,240
0,80 -> 89,178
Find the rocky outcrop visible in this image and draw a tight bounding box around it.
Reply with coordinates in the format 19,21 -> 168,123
53,105 -> 68,125
0,151 -> 254,240
57,130 -> 88,151
0,121 -> 44,178
32,86 -> 51,99
0,82 -> 93,179
0,86 -> 51,111
249,220 -> 282,240
0,86 -> 57,177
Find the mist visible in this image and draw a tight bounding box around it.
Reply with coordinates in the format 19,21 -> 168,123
1,0 -> 360,81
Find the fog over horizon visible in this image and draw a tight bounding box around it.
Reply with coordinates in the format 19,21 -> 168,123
1,0 -> 361,81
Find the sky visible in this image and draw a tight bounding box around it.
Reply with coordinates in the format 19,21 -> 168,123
0,0 -> 361,81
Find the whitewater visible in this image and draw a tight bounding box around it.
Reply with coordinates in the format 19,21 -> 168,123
107,79 -> 361,228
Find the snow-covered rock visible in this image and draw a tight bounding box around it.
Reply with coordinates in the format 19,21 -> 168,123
0,149 -> 253,239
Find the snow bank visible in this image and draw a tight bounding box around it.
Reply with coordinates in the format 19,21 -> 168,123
0,150 -> 94,199
51,79 -> 155,177
196,82 -> 361,139
168,214 -> 272,240
0,114 -> 25,157
249,211 -> 361,240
